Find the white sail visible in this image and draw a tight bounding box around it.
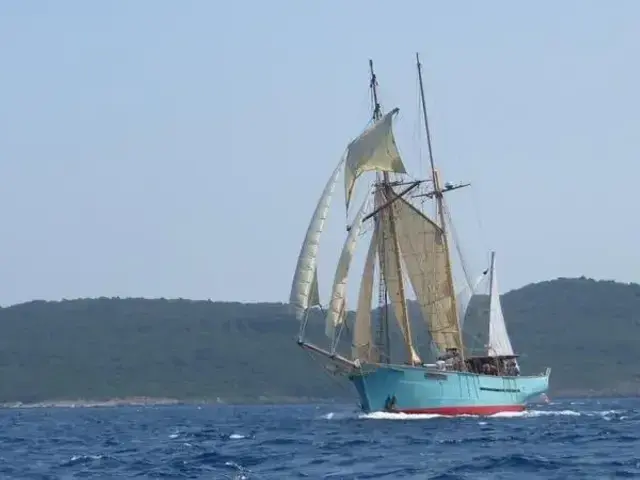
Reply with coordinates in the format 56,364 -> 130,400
289,159 -> 344,320
344,108 -> 407,209
325,192 -> 371,340
487,252 -> 515,356
352,224 -> 378,362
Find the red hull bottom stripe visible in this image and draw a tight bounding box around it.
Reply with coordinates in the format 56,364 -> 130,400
397,404 -> 525,416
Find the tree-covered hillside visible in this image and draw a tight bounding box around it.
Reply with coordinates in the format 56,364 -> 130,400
0,276 -> 638,403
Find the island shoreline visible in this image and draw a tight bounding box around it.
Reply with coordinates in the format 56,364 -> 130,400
1,390 -> 637,409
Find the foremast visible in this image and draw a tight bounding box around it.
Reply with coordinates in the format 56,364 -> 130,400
290,58 -> 413,370
369,60 -> 419,366
369,61 -> 392,365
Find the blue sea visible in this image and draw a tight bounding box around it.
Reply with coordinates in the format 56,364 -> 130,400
0,397 -> 638,479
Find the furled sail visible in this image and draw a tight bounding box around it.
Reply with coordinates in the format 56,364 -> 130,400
325,192 -> 371,341
344,108 -> 407,209
376,190 -> 422,365
289,159 -> 344,320
352,224 -> 378,362
487,252 -> 515,356
389,193 -> 462,354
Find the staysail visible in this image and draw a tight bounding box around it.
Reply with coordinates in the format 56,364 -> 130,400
289,159 -> 344,320
344,108 -> 407,209
487,252 -> 515,356
352,223 -> 378,362
458,270 -> 489,328
325,192 -> 371,342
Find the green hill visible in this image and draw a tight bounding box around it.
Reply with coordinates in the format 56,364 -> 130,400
0,276 -> 638,404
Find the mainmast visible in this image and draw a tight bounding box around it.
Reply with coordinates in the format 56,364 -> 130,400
369,60 -> 418,365
415,52 -> 466,359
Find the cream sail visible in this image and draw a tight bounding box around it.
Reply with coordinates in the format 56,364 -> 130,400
344,108 -> 407,209
352,224 -> 378,362
325,192 -> 371,343
289,158 -> 344,321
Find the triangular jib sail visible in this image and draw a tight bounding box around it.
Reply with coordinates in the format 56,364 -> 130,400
487,252 -> 515,356
325,191 -> 372,343
289,158 -> 344,320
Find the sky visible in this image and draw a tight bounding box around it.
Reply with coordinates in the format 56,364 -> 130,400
1,1 -> 639,306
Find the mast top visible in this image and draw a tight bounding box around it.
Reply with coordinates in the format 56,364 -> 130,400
369,59 -> 382,122
416,52 -> 439,194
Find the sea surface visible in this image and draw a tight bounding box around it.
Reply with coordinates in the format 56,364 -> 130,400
0,397 -> 638,479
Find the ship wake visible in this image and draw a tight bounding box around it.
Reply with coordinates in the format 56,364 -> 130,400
320,408 -> 623,421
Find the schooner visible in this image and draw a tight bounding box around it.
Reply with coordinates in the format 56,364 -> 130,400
289,54 -> 550,415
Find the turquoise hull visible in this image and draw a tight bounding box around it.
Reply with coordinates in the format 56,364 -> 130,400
348,364 -> 550,415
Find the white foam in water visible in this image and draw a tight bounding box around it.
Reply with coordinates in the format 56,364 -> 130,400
488,411 -> 526,418
320,408 -> 621,421
70,455 -> 103,462
361,411 -> 442,420
229,433 -> 245,439
524,409 -> 581,417
320,411 -> 356,420
224,462 -> 249,480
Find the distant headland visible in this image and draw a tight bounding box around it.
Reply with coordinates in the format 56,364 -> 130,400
0,276 -> 638,405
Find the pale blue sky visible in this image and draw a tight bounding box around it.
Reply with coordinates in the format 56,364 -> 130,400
1,1 -> 639,306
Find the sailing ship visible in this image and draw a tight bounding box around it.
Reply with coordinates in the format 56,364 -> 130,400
289,54 -> 551,415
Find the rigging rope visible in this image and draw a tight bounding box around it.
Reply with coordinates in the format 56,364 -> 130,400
470,185 -> 490,254
300,346 -> 352,394
443,202 -> 473,288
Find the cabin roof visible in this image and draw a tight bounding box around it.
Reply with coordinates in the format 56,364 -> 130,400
466,354 -> 520,361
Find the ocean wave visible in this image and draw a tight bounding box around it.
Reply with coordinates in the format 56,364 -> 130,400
1,398 -> 638,478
